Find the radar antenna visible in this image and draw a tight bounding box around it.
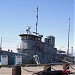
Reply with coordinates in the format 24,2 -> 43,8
26,26 -> 32,34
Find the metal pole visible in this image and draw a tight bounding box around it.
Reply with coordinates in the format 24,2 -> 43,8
67,18 -> 70,55
12,65 -> 21,75
0,37 -> 2,50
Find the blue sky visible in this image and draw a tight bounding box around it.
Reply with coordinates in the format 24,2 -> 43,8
0,0 -> 74,54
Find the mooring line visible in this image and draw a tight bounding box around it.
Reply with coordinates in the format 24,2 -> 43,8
70,65 -> 75,70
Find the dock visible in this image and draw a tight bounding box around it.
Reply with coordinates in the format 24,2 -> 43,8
0,65 -> 75,75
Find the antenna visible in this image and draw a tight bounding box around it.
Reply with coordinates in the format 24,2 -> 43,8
36,6 -> 38,35
67,18 -> 70,55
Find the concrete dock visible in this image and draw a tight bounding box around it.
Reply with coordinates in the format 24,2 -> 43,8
0,65 -> 75,75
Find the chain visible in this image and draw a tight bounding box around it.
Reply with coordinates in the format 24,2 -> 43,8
70,65 -> 75,70
51,66 -> 56,71
21,66 -> 56,75
22,67 -> 34,74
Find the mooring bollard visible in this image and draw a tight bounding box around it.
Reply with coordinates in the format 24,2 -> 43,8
12,65 -> 21,75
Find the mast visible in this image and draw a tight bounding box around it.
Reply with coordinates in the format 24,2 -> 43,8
0,37 -> 2,50
67,18 -> 70,55
71,47 -> 73,56
36,6 -> 38,35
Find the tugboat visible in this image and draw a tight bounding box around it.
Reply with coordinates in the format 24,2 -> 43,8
17,7 -> 57,64
17,7 -> 74,64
